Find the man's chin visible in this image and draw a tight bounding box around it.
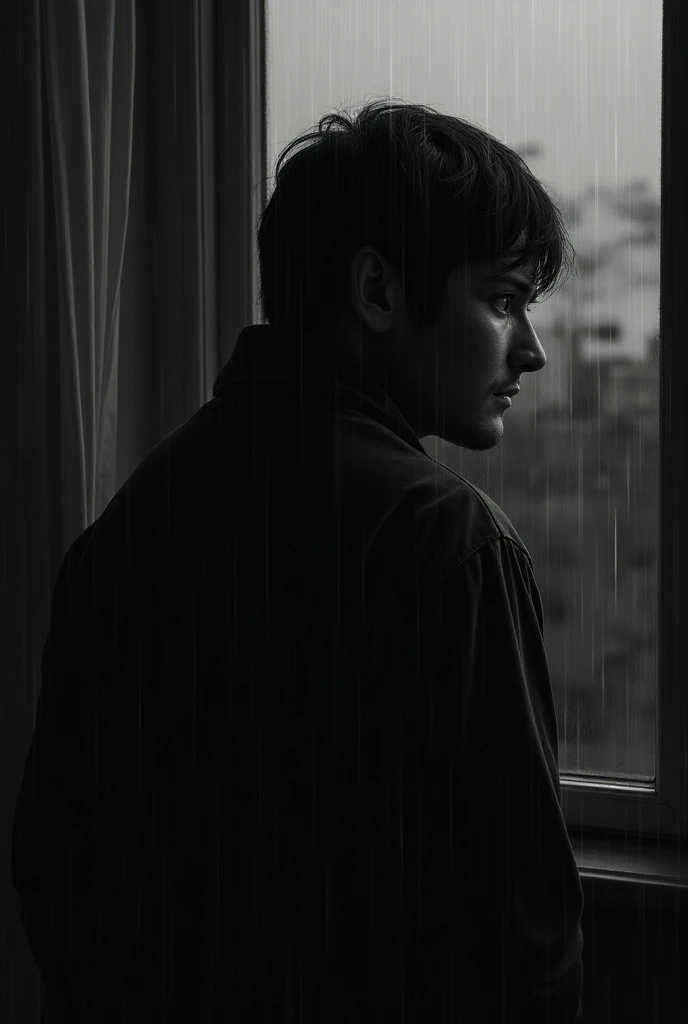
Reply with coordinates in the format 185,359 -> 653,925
430,419 -> 505,452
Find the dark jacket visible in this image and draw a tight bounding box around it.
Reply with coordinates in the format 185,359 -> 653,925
13,322 -> 584,1023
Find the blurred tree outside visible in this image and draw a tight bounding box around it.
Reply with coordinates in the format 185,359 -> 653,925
442,171 -> 660,780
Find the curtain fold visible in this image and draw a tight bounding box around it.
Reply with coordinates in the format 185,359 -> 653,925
34,0 -> 221,559
41,0 -> 136,550
149,0 -> 219,442
39,0 -> 220,559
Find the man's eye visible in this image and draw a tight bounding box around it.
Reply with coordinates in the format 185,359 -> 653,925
494,293 -> 537,315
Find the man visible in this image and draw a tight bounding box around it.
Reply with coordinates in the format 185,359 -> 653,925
13,99 -> 584,1022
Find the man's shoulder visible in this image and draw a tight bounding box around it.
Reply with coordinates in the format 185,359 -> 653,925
436,460 -> 526,547
360,444 -> 534,607
407,451 -> 530,553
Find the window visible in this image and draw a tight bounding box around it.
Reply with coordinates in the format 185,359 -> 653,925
581,321 -> 622,341
219,0 -> 688,894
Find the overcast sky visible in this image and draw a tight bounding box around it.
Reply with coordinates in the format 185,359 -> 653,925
267,0 -> 662,203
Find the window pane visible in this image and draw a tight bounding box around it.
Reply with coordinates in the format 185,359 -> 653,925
266,0 -> 661,781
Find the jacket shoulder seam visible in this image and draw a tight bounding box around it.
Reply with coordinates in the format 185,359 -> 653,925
425,534 -> 534,604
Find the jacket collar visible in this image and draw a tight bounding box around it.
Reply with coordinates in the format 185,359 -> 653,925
212,322 -> 427,456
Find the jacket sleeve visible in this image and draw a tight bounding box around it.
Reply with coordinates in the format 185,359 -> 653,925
418,535 -> 585,1024
10,519 -> 172,1021
11,524 -> 100,1004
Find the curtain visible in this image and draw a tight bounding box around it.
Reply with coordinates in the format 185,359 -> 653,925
41,0 -> 219,564
42,0 -> 136,552
5,1 -> 221,1018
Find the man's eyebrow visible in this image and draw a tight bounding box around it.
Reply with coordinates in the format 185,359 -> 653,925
484,273 -> 539,299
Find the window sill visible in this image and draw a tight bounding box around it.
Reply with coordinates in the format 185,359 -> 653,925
568,827 -> 688,915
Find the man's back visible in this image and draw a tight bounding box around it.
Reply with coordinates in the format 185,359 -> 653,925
12,323 -> 583,1023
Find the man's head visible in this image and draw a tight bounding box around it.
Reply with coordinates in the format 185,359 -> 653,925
257,99 -> 577,449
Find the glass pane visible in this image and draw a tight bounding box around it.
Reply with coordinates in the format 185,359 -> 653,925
266,0 -> 661,781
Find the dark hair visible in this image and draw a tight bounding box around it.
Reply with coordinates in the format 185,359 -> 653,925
256,97 -> 577,334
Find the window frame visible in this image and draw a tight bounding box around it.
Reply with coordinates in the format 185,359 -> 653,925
217,0 -> 688,907
561,0 -> 688,868
215,0 -> 267,364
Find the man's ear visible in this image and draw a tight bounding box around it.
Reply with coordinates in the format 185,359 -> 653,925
349,247 -> 401,335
